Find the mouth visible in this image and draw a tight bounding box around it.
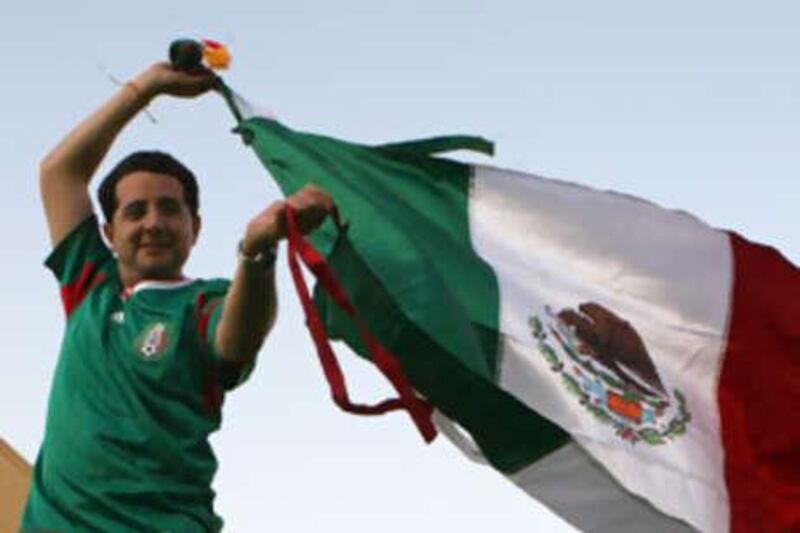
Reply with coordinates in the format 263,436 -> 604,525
138,235 -> 173,245
138,242 -> 172,253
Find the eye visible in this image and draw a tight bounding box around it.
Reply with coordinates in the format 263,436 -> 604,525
158,198 -> 182,216
122,201 -> 146,220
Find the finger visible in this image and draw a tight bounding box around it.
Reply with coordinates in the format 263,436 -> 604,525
185,64 -> 216,79
177,72 -> 217,91
296,209 -> 330,234
289,188 -> 335,220
278,186 -> 334,236
281,199 -> 325,235
290,184 -> 332,208
268,202 -> 287,240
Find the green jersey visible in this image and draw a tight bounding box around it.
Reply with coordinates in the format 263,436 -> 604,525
23,216 -> 251,532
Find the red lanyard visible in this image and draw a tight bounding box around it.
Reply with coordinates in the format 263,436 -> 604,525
285,204 -> 437,443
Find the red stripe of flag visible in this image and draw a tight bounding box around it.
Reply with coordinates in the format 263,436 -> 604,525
719,233 -> 800,532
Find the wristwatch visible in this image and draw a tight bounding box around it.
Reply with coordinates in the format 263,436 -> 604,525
237,239 -> 278,269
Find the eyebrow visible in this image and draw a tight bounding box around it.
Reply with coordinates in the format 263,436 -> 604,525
122,200 -> 146,213
156,197 -> 181,208
120,197 -> 184,212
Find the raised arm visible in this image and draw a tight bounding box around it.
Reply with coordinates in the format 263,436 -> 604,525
214,185 -> 334,367
40,63 -> 216,246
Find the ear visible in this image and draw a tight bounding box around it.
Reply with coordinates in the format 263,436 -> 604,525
191,215 -> 201,245
102,221 -> 114,245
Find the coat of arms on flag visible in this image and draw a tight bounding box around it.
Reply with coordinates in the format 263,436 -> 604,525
529,303 -> 691,445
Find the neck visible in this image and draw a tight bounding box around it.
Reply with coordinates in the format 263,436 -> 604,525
119,269 -> 186,290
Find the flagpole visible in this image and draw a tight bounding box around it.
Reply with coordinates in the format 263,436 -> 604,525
214,76 -> 244,126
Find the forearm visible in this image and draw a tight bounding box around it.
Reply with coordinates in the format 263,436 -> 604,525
39,63 -> 215,246
39,80 -> 154,245
41,80 -> 152,183
213,185 -> 333,365
214,259 -> 278,365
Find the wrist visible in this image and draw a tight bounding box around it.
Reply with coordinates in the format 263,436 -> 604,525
240,231 -> 278,255
129,73 -> 159,103
242,217 -> 282,255
238,238 -> 277,269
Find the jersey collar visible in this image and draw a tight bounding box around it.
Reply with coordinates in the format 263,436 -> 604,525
121,278 -> 195,301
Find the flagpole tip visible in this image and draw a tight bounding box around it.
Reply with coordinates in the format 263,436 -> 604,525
168,39 -> 203,72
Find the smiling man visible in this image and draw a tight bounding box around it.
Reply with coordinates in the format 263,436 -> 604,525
22,62 -> 333,531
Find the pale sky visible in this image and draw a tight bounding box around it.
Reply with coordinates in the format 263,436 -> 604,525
2,1 -> 797,531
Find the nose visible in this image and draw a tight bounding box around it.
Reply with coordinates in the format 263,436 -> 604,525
142,206 -> 167,231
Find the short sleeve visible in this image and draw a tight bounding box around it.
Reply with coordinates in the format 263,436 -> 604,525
195,280 -> 256,391
45,215 -> 113,317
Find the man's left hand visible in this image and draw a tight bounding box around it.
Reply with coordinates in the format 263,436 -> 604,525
241,185 -> 334,255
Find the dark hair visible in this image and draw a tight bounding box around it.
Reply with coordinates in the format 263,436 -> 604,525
98,151 -> 199,221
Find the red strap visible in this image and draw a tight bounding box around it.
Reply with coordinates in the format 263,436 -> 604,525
285,205 -> 437,443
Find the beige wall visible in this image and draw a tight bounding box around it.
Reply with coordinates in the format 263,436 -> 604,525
0,439 -> 31,533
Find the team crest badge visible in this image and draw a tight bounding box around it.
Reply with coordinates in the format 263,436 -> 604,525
529,302 -> 691,445
134,321 -> 172,361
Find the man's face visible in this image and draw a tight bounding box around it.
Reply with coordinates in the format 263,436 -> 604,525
103,171 -> 200,285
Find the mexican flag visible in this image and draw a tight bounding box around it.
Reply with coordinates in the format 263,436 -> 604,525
232,112 -> 799,532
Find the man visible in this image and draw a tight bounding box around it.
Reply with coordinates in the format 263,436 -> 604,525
22,62 -> 333,530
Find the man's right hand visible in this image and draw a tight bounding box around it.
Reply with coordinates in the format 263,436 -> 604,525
133,62 -> 217,101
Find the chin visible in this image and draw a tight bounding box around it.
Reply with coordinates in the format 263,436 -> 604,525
135,261 -> 182,281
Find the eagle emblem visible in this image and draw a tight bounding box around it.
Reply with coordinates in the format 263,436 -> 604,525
529,303 -> 691,445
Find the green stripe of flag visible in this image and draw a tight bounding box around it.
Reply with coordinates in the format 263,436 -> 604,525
239,117 -> 568,472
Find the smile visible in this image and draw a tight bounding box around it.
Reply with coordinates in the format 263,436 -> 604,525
139,243 -> 172,251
